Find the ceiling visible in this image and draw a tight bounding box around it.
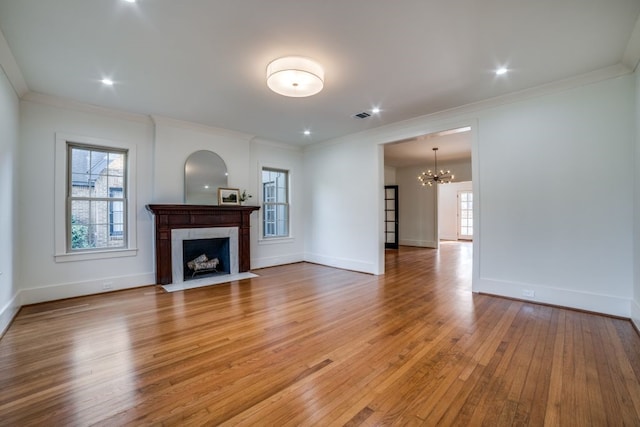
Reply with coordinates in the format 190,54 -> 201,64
0,0 -> 639,146
384,128 -> 472,168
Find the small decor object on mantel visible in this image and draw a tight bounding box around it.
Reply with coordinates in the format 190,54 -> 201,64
218,188 -> 240,205
239,190 -> 252,205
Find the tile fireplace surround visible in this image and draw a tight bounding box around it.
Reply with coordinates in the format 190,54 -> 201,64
146,204 -> 260,285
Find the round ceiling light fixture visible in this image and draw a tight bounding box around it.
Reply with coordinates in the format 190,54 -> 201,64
266,56 -> 324,97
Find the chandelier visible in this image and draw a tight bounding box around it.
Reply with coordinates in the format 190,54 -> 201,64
418,147 -> 454,186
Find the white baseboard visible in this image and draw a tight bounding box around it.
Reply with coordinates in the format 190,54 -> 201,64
439,234 -> 458,241
399,239 -> 437,248
476,277 -> 631,318
251,253 -> 304,270
631,298 -> 640,332
304,252 -> 378,275
0,292 -> 21,337
20,272 -> 156,305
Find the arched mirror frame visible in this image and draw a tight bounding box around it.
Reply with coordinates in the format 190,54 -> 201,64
184,150 -> 228,205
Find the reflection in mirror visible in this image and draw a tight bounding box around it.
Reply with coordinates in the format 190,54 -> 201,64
184,150 -> 228,204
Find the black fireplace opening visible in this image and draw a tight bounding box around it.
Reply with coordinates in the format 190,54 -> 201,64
182,237 -> 230,281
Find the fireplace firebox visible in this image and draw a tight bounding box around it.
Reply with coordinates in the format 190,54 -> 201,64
182,237 -> 230,281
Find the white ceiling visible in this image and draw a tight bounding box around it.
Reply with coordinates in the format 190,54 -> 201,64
0,0 -> 639,146
384,128 -> 472,168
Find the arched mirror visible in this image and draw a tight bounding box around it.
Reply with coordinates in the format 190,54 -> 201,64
184,150 -> 228,204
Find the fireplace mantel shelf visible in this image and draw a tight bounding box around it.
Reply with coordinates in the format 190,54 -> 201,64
146,204 -> 260,285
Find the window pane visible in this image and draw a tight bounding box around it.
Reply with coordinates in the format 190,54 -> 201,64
262,168 -> 289,238
458,191 -> 473,238
69,144 -> 127,251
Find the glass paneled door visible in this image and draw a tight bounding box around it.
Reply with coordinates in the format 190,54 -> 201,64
458,190 -> 473,240
385,185 -> 398,249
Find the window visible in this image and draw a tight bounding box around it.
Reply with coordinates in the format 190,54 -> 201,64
262,168 -> 289,238
68,144 -> 127,251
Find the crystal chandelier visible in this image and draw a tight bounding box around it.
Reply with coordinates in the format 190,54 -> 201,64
418,147 -> 454,187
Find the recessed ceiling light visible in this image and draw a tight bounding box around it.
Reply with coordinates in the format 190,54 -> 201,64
101,78 -> 114,86
495,67 -> 508,76
303,130 -> 311,136
371,107 -> 381,114
124,0 -> 136,3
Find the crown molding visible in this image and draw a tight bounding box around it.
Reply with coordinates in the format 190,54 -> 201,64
305,63 -> 632,152
623,13 -> 640,71
250,137 -> 303,152
22,91 -> 152,124
150,115 -> 255,142
0,28 -> 28,97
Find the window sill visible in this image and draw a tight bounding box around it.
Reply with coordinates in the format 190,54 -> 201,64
55,248 -> 138,263
258,236 -> 294,245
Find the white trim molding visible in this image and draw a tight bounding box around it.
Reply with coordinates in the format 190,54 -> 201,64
631,298 -> 640,332
251,253 -> 304,270
54,132 -> 138,262
20,272 -> 155,305
0,28 -> 28,96
0,292 -> 20,337
304,252 -> 378,275
476,277 -> 631,318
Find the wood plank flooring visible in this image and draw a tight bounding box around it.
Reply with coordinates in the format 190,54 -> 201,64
1,243 -> 640,425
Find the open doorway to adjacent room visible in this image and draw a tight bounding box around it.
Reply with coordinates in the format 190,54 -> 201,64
382,125 -> 473,270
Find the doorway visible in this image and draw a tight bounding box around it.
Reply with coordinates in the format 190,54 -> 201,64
382,125 -> 475,276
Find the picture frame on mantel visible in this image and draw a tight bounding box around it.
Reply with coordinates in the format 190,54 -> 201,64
218,188 -> 240,205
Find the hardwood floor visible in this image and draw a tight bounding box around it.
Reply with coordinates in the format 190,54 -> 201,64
1,243 -> 640,425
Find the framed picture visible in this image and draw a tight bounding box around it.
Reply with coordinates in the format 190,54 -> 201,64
218,188 -> 240,205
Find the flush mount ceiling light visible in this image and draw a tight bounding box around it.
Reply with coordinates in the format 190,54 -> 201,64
266,56 -> 324,97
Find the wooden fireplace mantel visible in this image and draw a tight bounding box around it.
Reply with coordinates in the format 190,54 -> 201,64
146,204 -> 260,285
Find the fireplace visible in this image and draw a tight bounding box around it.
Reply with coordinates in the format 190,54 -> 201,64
146,205 -> 260,285
171,226 -> 238,285
183,237 -> 230,281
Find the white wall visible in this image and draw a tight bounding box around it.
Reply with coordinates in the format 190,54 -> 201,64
0,66 -> 20,334
152,116 -> 253,203
250,139 -> 305,268
395,159 -> 472,247
152,119 -> 306,270
477,77 -> 633,316
439,180 -> 473,241
396,165 -> 438,248
303,138 -> 383,274
18,96 -> 156,303
4,97 -> 306,308
304,73 -> 635,317
384,166 -> 396,185
634,69 -> 640,330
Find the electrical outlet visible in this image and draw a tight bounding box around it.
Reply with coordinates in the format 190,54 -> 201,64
522,289 -> 535,298
102,281 -> 113,290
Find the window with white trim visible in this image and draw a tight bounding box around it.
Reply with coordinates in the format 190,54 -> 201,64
262,168 -> 289,238
68,144 -> 127,251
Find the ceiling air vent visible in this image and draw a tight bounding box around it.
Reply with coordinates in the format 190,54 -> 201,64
353,111 -> 371,119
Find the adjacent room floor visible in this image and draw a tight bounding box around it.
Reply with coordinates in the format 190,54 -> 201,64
1,243 -> 639,425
